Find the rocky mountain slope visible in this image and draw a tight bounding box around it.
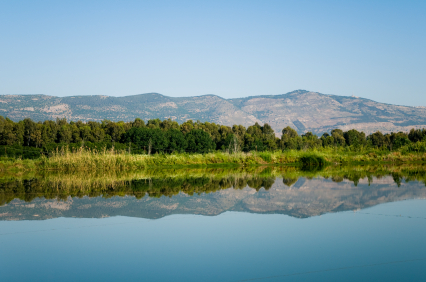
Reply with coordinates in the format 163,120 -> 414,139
1,90 -> 426,135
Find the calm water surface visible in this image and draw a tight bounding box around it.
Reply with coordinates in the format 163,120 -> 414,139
1,166 -> 426,281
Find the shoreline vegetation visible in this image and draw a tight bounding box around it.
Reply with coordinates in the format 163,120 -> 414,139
0,116 -> 426,171
0,146 -> 426,172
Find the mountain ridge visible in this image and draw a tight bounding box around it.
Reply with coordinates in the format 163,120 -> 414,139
1,90 -> 426,135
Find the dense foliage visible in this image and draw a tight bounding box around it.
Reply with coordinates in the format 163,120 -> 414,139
0,116 -> 426,159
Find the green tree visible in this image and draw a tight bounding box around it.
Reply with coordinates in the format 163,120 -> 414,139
88,121 -> 105,142
301,132 -> 322,149
70,122 -> 82,143
244,123 -> 277,151
160,119 -> 179,131
147,119 -> 161,129
232,125 -> 246,146
57,124 -> 72,144
321,133 -> 335,147
30,123 -> 43,148
343,129 -> 366,149
390,132 -> 410,150
408,128 -> 426,143
132,118 -> 145,128
0,117 -> 20,145
42,120 -> 58,144
23,118 -> 37,146
331,129 -> 346,147
180,120 -> 195,134
104,120 -> 125,142
222,134 -> 241,153
186,129 -> 215,153
280,126 -> 301,150
369,131 -> 388,149
165,129 -> 187,152
261,123 -> 277,150
124,128 -> 168,153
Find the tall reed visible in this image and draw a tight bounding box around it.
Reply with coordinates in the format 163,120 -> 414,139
7,145 -> 426,172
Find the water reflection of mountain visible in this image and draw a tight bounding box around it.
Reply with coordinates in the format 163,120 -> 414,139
1,176 -> 425,221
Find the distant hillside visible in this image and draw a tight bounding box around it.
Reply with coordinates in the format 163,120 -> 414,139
1,90 -> 426,135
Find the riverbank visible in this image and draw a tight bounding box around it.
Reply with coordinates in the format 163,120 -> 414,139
1,147 -> 426,172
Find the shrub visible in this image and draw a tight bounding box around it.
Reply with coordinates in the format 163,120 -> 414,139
299,153 -> 327,166
258,152 -> 272,162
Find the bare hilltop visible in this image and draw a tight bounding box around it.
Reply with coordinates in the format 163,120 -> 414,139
1,90 -> 426,135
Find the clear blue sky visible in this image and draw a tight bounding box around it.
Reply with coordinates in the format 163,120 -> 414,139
1,0 -> 425,106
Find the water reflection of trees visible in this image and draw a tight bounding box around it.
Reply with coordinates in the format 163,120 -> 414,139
283,178 -> 298,187
1,164 -> 426,206
0,175 -> 277,206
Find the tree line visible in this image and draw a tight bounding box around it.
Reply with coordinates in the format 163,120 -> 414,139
0,116 -> 425,158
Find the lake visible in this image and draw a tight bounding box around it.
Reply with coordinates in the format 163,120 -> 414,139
1,165 -> 426,281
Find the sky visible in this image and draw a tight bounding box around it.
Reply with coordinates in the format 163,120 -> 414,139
0,0 -> 425,106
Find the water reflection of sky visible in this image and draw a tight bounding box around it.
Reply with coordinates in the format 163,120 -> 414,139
1,168 -> 426,281
1,199 -> 426,282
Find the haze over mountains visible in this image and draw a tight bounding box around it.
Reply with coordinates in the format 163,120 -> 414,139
2,90 -> 426,135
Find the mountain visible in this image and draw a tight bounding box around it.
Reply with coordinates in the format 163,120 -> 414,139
1,90 -> 426,135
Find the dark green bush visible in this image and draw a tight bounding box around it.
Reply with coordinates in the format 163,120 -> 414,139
299,154 -> 327,166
